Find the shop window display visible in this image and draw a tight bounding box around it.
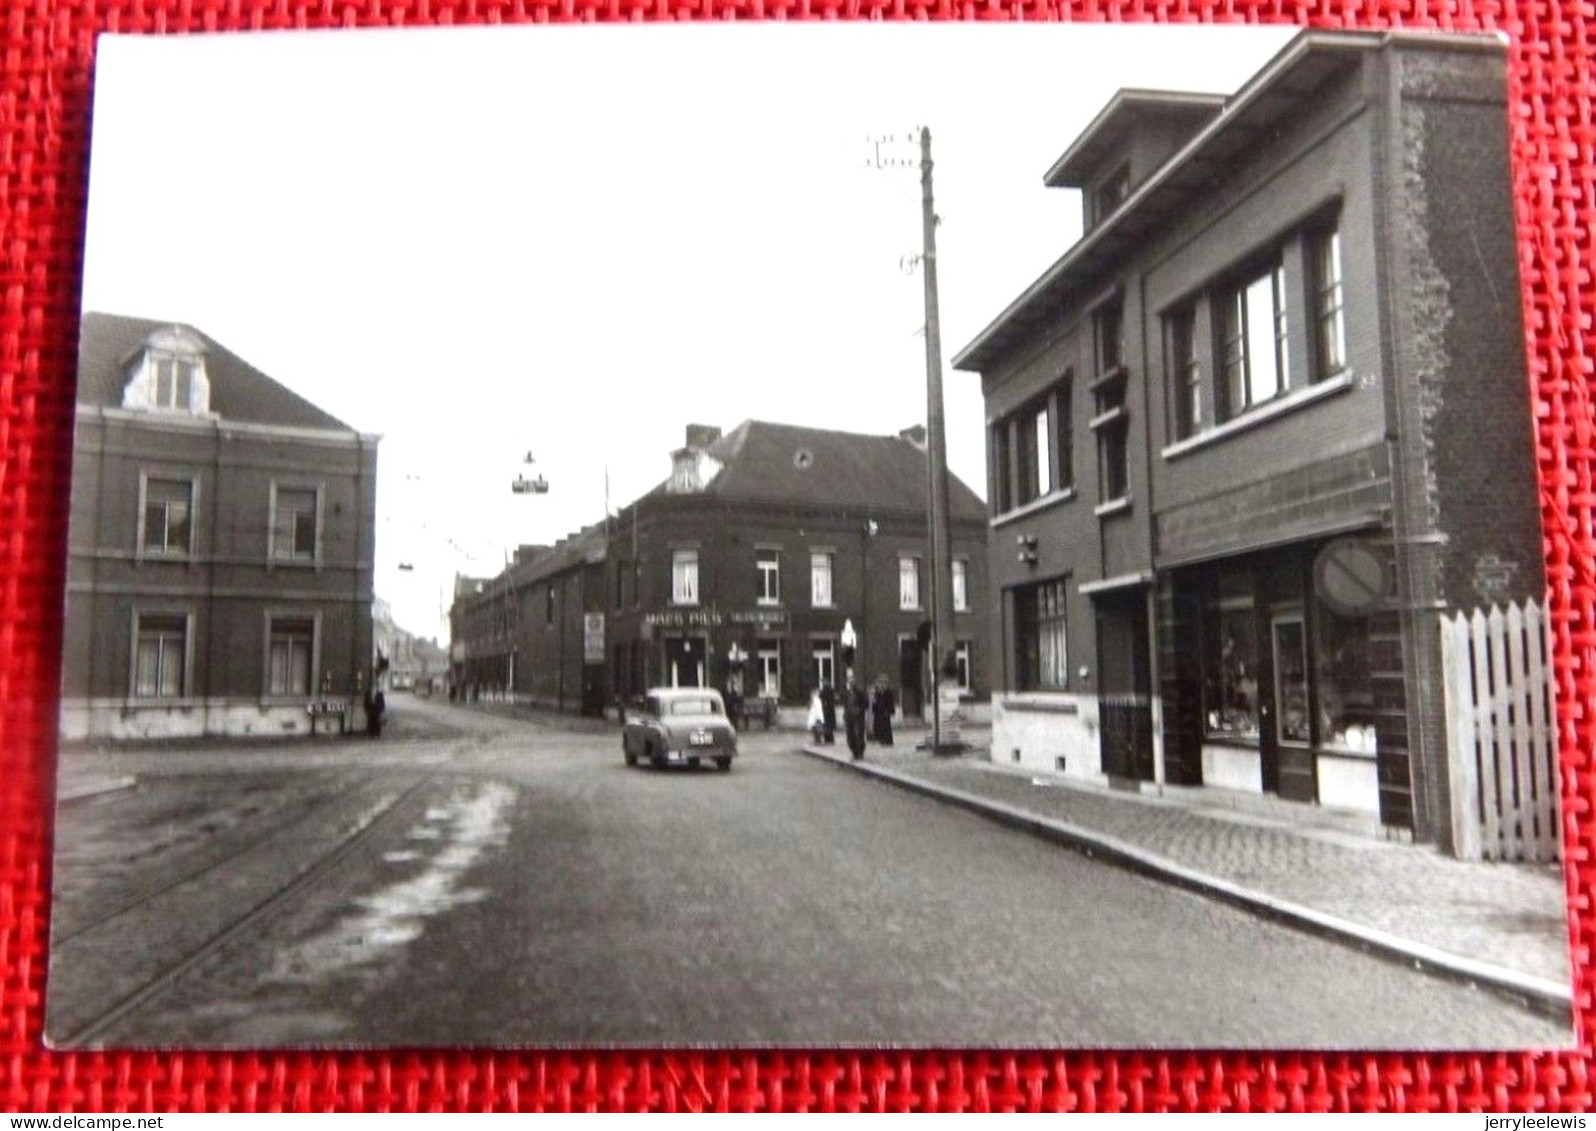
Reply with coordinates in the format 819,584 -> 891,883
1205,601 -> 1259,740
1316,606 -> 1377,753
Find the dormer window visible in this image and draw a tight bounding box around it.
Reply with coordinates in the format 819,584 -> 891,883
121,327 -> 211,416
1092,164 -> 1131,227
152,355 -> 197,410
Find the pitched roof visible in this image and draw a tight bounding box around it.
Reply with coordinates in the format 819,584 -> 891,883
76,311 -> 353,431
647,420 -> 986,521
507,522 -> 607,588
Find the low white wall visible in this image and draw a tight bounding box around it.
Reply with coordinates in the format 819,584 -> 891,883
778,697 -> 992,732
59,699 -> 335,742
990,692 -> 1103,782
1201,744 -> 1263,793
1315,751 -> 1380,814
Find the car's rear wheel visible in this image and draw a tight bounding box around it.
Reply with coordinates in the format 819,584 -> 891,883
649,742 -> 666,769
624,743 -> 637,767
715,756 -> 732,772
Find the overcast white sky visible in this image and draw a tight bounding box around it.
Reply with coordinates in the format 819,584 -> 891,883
82,23 -> 1298,641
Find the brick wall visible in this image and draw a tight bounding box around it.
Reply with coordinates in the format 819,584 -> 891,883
603,494 -> 989,708
1394,48 -> 1543,612
61,411 -> 377,738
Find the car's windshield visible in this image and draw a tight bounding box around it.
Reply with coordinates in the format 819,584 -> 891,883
666,698 -> 721,716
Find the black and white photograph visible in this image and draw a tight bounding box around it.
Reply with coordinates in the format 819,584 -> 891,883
47,22 -> 1574,1049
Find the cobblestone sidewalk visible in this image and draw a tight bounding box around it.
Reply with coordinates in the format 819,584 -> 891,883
802,732 -> 1573,991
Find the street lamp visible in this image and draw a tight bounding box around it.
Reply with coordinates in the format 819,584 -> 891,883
840,619 -> 858,678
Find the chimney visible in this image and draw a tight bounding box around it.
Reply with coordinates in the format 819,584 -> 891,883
684,423 -> 722,451
667,423 -> 722,494
898,424 -> 928,450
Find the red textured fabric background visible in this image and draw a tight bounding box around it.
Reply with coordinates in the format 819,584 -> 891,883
0,0 -> 1591,1114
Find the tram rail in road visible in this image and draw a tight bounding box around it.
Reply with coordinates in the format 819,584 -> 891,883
51,774 -> 439,1049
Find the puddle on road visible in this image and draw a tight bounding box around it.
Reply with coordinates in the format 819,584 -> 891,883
270,781 -> 517,985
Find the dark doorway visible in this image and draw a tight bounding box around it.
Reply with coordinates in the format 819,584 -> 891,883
1095,590 -> 1154,782
663,636 -> 705,688
898,638 -> 923,719
581,664 -> 606,717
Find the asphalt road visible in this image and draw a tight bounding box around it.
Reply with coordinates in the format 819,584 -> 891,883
47,694 -> 1570,1049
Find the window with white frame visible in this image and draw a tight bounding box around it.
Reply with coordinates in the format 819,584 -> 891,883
810,552 -> 834,608
898,556 -> 921,610
954,640 -> 972,691
757,639 -> 781,698
757,550 -> 780,605
267,615 -> 315,696
811,639 -> 835,691
1093,301 -> 1130,505
991,374 -> 1072,517
271,485 -> 319,562
142,477 -> 193,556
1015,579 -> 1068,691
150,354 -> 198,411
1166,306 -> 1203,442
1218,262 -> 1290,420
133,613 -> 187,698
1310,227 -> 1347,381
1017,399 -> 1051,505
952,558 -> 969,612
671,549 -> 699,605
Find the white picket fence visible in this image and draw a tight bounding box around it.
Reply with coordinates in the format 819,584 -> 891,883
1440,599 -> 1561,863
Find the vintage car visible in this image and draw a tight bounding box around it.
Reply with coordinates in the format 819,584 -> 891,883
623,687 -> 737,771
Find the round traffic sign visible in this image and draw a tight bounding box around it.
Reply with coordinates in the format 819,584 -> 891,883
1313,539 -> 1391,616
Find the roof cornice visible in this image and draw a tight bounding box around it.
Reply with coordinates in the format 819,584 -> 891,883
1041,89 -> 1227,189
952,29 -> 1506,374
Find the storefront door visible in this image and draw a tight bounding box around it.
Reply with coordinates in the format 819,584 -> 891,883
1269,613 -> 1318,803
1096,591 -> 1154,782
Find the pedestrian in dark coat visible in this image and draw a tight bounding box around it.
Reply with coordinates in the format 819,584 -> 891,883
819,680 -> 837,744
870,675 -> 895,746
843,674 -> 868,761
365,689 -> 386,738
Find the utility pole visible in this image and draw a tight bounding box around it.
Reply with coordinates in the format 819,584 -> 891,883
869,127 -> 961,753
919,127 -> 959,754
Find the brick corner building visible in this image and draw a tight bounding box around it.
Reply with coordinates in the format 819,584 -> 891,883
61,312 -> 380,741
450,420 -> 991,721
953,31 -> 1542,851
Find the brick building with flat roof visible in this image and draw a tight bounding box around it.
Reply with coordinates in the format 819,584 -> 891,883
954,31 -> 1543,850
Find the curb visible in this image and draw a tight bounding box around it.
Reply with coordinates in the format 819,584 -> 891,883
58,776 -> 137,806
797,743 -> 1573,1022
